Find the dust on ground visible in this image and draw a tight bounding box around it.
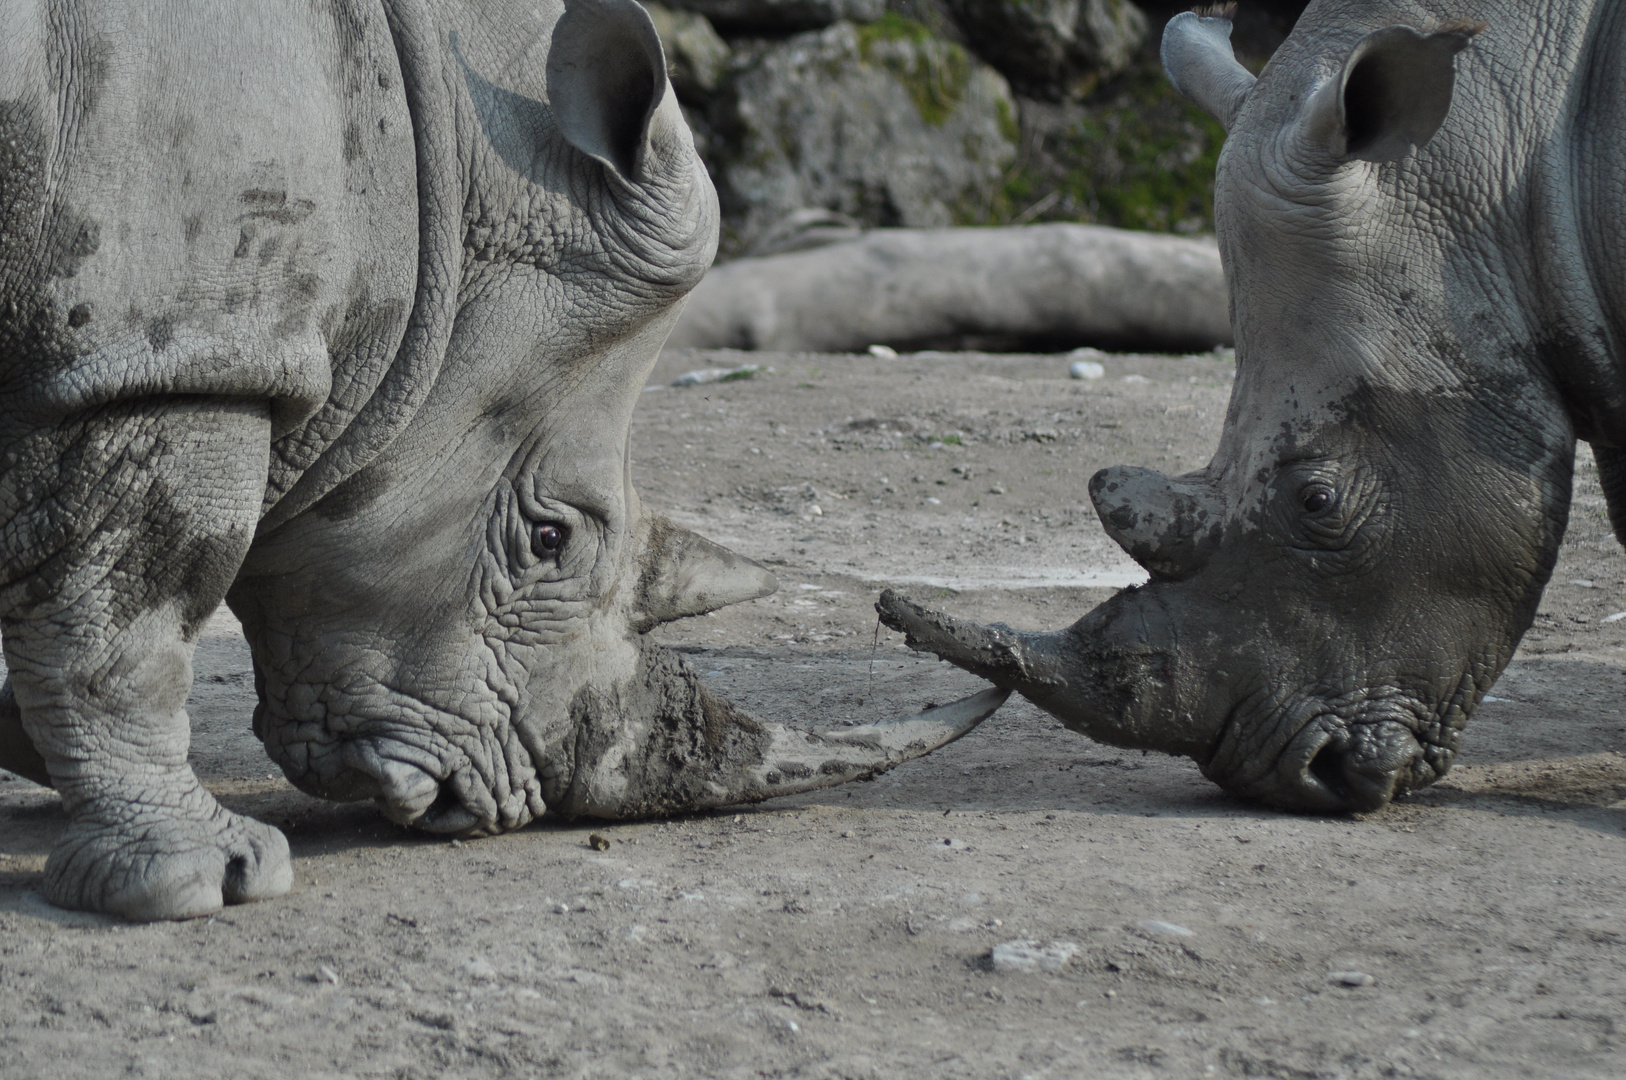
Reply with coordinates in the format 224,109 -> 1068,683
1,349 -> 1622,1079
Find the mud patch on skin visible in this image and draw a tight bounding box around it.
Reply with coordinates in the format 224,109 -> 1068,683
558,644 -> 772,819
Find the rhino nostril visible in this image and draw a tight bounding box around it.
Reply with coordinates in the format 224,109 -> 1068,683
363,757 -> 441,827
1308,741 -> 1351,802
415,786 -> 486,836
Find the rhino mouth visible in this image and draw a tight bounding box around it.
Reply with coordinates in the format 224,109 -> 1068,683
255,672 -> 545,838
1208,695 -> 1461,814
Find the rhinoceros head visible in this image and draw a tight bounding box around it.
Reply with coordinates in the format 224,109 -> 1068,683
225,0 -> 1003,834
882,9 -> 1573,813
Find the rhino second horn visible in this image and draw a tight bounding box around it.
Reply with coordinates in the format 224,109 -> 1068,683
632,516 -> 777,631
1089,466 -> 1222,581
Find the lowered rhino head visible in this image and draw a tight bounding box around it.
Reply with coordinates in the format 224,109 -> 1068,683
227,0 -> 1004,835
882,6 -> 1583,813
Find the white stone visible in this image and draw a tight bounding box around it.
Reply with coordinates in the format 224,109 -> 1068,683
990,939 -> 1079,973
1136,919 -> 1194,938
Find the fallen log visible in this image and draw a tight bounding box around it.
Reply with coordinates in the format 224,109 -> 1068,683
667,223 -> 1231,354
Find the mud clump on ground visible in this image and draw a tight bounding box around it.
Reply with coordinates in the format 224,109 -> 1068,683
2,349 -> 1623,1078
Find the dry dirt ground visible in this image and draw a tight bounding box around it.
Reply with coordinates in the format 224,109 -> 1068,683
3,348 -> 1624,1079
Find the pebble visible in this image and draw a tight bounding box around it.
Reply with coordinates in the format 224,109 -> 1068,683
1067,347 -> 1107,380
1136,920 -> 1194,938
1603,611 -> 1626,623
318,965 -> 340,985
867,344 -> 898,359
1329,970 -> 1375,987
990,939 -> 1079,973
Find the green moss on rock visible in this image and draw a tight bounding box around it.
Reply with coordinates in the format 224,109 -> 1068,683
993,58 -> 1228,233
857,13 -> 972,128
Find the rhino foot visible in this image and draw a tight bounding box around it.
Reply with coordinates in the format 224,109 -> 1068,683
44,785 -> 291,922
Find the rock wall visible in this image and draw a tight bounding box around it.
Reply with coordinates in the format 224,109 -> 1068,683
645,0 -> 1310,256
706,18 -> 1020,248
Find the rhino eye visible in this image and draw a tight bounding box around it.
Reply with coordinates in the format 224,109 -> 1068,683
1301,485 -> 1336,514
531,523 -> 565,557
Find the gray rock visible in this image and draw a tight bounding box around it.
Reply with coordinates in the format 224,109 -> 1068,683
641,2 -> 731,100
943,0 -> 1148,100
707,18 -> 1018,251
666,0 -> 883,32
669,224 -> 1230,353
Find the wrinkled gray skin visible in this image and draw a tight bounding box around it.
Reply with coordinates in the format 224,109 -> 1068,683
0,0 -> 1005,921
882,0 -> 1626,814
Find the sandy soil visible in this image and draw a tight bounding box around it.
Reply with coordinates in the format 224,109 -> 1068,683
2,348 -> 1624,1079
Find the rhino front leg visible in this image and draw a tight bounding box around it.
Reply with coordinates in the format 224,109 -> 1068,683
1,402 -> 291,920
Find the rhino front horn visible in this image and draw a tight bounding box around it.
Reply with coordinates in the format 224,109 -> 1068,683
877,588 -> 1214,761
875,590 -> 1066,696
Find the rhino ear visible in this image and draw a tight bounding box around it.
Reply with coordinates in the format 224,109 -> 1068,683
1161,7 -> 1256,131
1302,20 -> 1486,164
546,0 -> 670,181
632,517 -> 777,632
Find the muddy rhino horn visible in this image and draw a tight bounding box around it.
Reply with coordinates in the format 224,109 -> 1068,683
547,0 -> 673,181
1161,7 -> 1256,131
551,641 -> 1011,819
631,516 -> 778,631
876,589 -> 1213,760
875,591 -> 1067,695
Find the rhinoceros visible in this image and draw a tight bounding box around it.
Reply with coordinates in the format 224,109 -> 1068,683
0,0 -> 1005,921
881,0 -> 1618,813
